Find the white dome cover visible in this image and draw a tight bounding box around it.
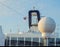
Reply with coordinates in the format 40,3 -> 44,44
38,17 -> 56,37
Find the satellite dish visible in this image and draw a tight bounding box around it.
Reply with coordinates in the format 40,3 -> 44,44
38,17 -> 56,38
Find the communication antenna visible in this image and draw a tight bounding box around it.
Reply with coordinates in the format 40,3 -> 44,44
38,17 -> 56,46
17,23 -> 20,34
33,6 -> 35,10
10,28 -> 12,33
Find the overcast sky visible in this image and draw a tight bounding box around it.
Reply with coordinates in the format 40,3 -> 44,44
0,0 -> 60,36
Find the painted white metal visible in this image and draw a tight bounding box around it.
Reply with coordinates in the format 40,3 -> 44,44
38,17 -> 56,38
0,26 -> 5,46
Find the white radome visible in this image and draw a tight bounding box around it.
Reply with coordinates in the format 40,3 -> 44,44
38,17 -> 56,38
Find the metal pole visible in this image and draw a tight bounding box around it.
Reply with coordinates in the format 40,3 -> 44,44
44,38 -> 47,46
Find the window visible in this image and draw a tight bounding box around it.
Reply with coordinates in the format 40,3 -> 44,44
48,38 -> 55,46
25,38 -> 31,46
40,38 -> 44,46
5,37 -> 9,46
32,38 -> 39,46
56,38 -> 60,46
18,37 -> 24,46
11,37 -> 17,46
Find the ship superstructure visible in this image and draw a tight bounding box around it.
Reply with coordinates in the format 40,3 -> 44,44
0,9 -> 60,46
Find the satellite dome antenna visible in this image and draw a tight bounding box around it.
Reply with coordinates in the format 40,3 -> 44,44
38,17 -> 56,46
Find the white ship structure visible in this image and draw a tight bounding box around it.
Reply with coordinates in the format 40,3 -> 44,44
0,9 -> 60,46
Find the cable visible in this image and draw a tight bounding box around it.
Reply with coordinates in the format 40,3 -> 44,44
0,1 -> 22,16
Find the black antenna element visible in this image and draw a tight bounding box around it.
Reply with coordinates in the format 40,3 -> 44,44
28,10 -> 40,28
